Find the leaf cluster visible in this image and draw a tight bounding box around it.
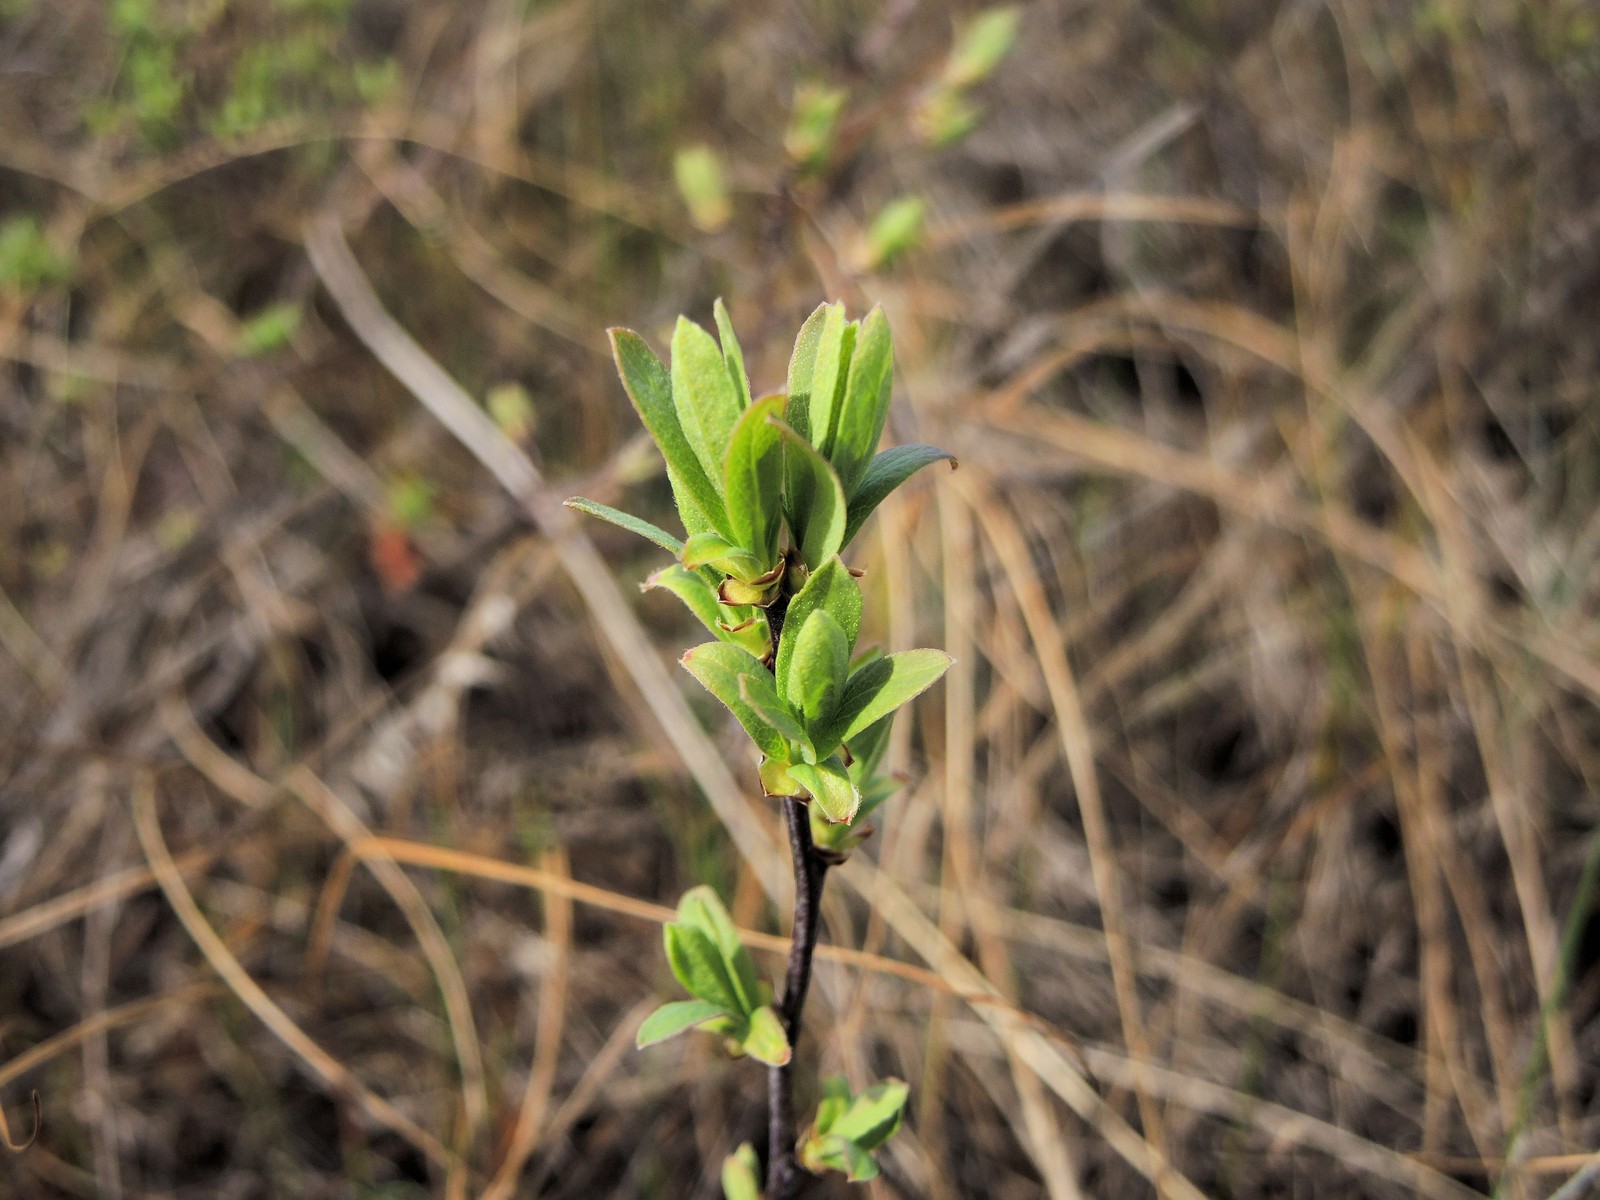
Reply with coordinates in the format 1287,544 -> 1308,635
634,886 -> 790,1067
798,1076 -> 909,1183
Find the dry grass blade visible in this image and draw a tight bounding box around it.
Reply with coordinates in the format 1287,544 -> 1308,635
129,776 -> 456,1172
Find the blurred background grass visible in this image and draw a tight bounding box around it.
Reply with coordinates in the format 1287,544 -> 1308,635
2,0 -> 1599,1196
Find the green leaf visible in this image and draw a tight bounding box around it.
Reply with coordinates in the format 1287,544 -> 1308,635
846,712 -> 894,781
842,444 -> 957,545
829,1134 -> 881,1183
741,1004 -> 792,1066
788,758 -> 861,825
813,1075 -> 853,1134
821,649 -> 952,751
680,530 -> 765,579
681,642 -> 789,758
609,329 -> 728,537
643,564 -> 769,656
945,6 -> 1021,88
806,304 -> 855,459
785,301 -> 832,440
674,143 -> 731,232
722,395 -> 785,565
235,301 -> 302,357
636,999 -> 731,1048
566,497 -> 684,555
773,418 -> 848,569
775,557 -> 862,699
672,316 -> 743,493
721,1144 -> 762,1200
677,886 -> 761,1014
712,298 -> 753,410
829,306 -> 894,493
831,1079 -> 908,1149
786,610 -> 849,729
663,923 -> 741,1011
737,675 -> 810,749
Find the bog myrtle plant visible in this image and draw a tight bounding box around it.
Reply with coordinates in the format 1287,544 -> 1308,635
567,300 -> 953,1197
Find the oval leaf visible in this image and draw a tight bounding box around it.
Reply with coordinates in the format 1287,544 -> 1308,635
821,649 -> 952,753
842,443 -> 957,545
672,316 -> 742,491
775,556 -> 862,699
722,395 -> 785,565
786,609 -> 849,728
785,301 -> 831,439
741,1004 -> 792,1067
664,922 -> 741,1011
829,305 -> 894,494
773,417 -> 848,569
681,642 -> 790,758
636,999 -> 731,1048
788,758 -> 861,825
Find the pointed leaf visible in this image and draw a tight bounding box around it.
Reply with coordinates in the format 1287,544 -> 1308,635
741,1004 -> 792,1066
737,675 -> 810,748
636,999 -> 732,1048
681,642 -> 789,758
672,316 -> 742,490
677,886 -> 760,1014
722,395 -> 785,564
773,417 -> 848,569
721,1145 -> 762,1200
643,564 -> 769,655
775,557 -> 861,698
565,497 -> 683,555
713,298 -> 753,409
829,1135 -> 881,1183
813,1075 -> 853,1134
842,443 -> 957,545
831,1079 -> 908,1149
786,609 -> 849,728
663,923 -> 741,1011
785,301 -> 832,439
788,758 -> 861,825
821,649 -> 952,752
829,306 -> 894,493
609,329 -> 728,537
807,305 -> 855,458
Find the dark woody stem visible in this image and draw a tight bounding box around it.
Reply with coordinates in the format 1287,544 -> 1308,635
763,563 -> 830,1199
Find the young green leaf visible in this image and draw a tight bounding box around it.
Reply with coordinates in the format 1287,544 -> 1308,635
785,301 -> 833,440
944,6 -> 1020,88
681,643 -> 790,758
813,1075 -> 852,1134
712,298 -> 753,410
565,497 -> 684,555
788,758 -> 861,825
663,923 -> 742,1012
672,316 -> 743,491
722,394 -> 785,565
821,649 -> 953,751
643,564 -> 770,656
830,1079 -> 908,1149
841,443 -> 957,545
806,305 -> 855,458
741,1004 -> 792,1067
786,609 -> 850,728
829,305 -> 894,494
775,556 -> 862,698
677,886 -> 761,1014
773,418 -> 848,569
721,1144 -> 762,1200
737,675 -> 811,750
609,329 -> 728,537
636,999 -> 731,1048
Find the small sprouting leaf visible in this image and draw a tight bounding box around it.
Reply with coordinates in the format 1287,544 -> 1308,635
759,755 -> 803,798
772,418 -> 848,569
722,1144 -> 762,1200
813,1075 -> 852,1134
609,329 -> 728,537
828,305 -> 894,494
712,298 -> 753,409
831,1079 -> 908,1149
784,83 -> 848,174
681,531 -> 763,579
944,6 -> 1020,88
678,886 -> 761,1014
566,497 -> 684,555
789,758 -> 861,825
842,444 -> 957,545
681,643 -> 790,758
857,196 -> 927,271
235,301 -> 302,357
663,922 -> 742,1011
821,649 -> 953,751
737,676 -> 810,748
723,395 -> 785,565
636,999 -> 731,1048
786,609 -> 850,728
785,301 -> 832,438
806,304 -> 855,459
741,1004 -> 792,1067
775,557 -> 862,699
672,316 -> 744,492
674,143 -> 731,232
